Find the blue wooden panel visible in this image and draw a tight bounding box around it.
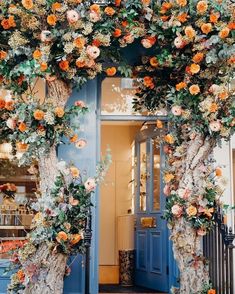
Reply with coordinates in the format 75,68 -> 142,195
0,260 -> 11,294
149,231 -> 162,274
58,79 -> 99,294
136,231 -> 147,271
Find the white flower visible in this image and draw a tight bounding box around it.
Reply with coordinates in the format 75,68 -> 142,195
174,36 -> 185,48
84,178 -> 96,192
89,11 -> 100,22
6,118 -> 16,130
141,39 -> 153,48
209,121 -> 221,132
75,139 -> 87,149
57,161 -> 70,176
40,30 -> 52,42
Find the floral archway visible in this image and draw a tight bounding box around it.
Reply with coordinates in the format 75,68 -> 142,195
0,0 -> 234,293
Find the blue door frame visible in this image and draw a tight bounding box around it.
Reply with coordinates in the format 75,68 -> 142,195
0,77 -> 178,294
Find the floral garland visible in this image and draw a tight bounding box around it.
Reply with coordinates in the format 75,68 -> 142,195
0,96 -> 88,165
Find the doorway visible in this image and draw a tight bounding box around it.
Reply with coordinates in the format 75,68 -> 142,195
98,121 -> 168,293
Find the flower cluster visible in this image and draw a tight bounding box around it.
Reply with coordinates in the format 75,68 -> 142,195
0,183 -> 17,198
0,0 -> 156,94
0,96 -> 88,165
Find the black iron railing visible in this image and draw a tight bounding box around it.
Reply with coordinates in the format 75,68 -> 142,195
203,208 -> 235,294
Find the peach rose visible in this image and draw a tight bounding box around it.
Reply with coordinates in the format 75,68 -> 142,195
33,109 -> 45,120
201,23 -> 212,34
176,0 -> 187,6
89,11 -> 100,22
52,2 -> 62,11
185,26 -> 196,39
189,84 -> 200,95
177,13 -> 188,23
70,166 -> 80,178
47,14 -> 57,26
104,7 -> 115,16
40,62 -> 48,72
219,27 -> 230,39
196,1 -> 208,14
74,37 -> 86,49
113,28 -> 122,38
22,0 -> 33,9
190,63 -> 200,74
186,205 -> 197,216
18,122 -> 27,132
0,50 -> 7,60
56,231 -> 68,243
176,82 -> 187,91
208,289 -> 216,294
209,102 -> 218,113
164,134 -> 175,144
55,107 -> 65,118
70,234 -> 82,245
210,12 -> 220,23
171,204 -> 183,218
143,76 -> 154,89
215,167 -> 222,177
67,10 -> 80,24
192,52 -> 204,63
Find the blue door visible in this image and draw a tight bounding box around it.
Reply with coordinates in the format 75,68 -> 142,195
135,125 -> 169,293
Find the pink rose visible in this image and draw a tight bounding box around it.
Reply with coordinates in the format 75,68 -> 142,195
85,178 -> 96,192
163,184 -> 171,196
67,10 -> 80,24
171,105 -> 182,116
141,39 -> 153,48
40,30 -> 52,42
209,121 -> 221,132
75,100 -> 86,108
209,84 -> 221,94
6,118 -> 16,130
75,139 -> 87,149
174,36 -> 186,49
123,34 -> 134,44
86,45 -> 100,59
171,204 -> 183,218
89,11 -> 100,22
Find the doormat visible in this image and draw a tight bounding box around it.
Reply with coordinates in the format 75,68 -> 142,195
99,284 -> 165,293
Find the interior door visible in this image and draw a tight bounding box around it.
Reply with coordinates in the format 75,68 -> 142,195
134,125 -> 169,292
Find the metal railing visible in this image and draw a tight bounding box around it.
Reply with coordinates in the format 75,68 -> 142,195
203,208 -> 235,294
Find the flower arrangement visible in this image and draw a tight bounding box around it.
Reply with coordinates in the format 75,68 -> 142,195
0,183 -> 17,198
0,96 -> 88,165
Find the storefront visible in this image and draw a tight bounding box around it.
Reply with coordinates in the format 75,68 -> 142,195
0,77 -> 178,294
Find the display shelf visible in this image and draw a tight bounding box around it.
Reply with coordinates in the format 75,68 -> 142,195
0,237 -> 27,241
0,226 -> 25,230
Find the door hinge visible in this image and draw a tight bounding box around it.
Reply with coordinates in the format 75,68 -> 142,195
166,265 -> 169,275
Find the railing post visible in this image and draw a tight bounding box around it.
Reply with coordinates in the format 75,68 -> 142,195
84,205 -> 92,294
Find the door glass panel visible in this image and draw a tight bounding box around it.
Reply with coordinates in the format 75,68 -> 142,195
139,142 -> 147,212
153,144 -> 161,211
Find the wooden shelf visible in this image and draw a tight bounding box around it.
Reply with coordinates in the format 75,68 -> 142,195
0,226 -> 25,230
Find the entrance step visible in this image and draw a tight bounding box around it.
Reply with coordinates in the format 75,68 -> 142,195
99,284 -> 167,293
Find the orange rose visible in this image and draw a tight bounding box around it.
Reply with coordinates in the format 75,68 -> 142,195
47,14 -> 57,26
228,22 -> 235,30
0,99 -> 6,109
210,102 -> 218,113
176,82 -> 187,91
164,134 -> 175,144
215,167 -> 222,177
190,63 -> 200,74
142,0 -> 151,5
33,109 -> 45,120
1,16 -> 16,30
176,0 -> 187,6
150,57 -> 159,67
189,84 -> 200,95
0,51 -> 7,60
162,2 -> 172,10
22,0 -> 33,9
17,270 -> 25,283
70,234 -> 82,245
143,76 -> 154,89
55,107 -> 65,118
70,134 -> 78,143
192,52 -> 204,63
106,67 -> 117,76
156,120 -> 163,129
40,62 -> 48,71
208,289 -> 216,294
219,27 -> 230,39
115,0 -> 121,6
18,122 -> 27,132
17,142 -> 28,152
73,37 -> 86,48
177,13 -> 188,23
196,1 -> 208,14
218,91 -> 228,100
104,7 -> 115,16
210,12 -> 220,23
56,231 -> 68,243
164,173 -> 174,183
113,28 -> 122,37
33,49 -> 42,59
185,26 -> 196,38
59,60 -> 69,71
90,4 -> 100,14
201,23 -> 212,34
5,101 -> 14,111
76,59 -> 85,68
52,2 -> 62,11
70,166 -> 80,178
